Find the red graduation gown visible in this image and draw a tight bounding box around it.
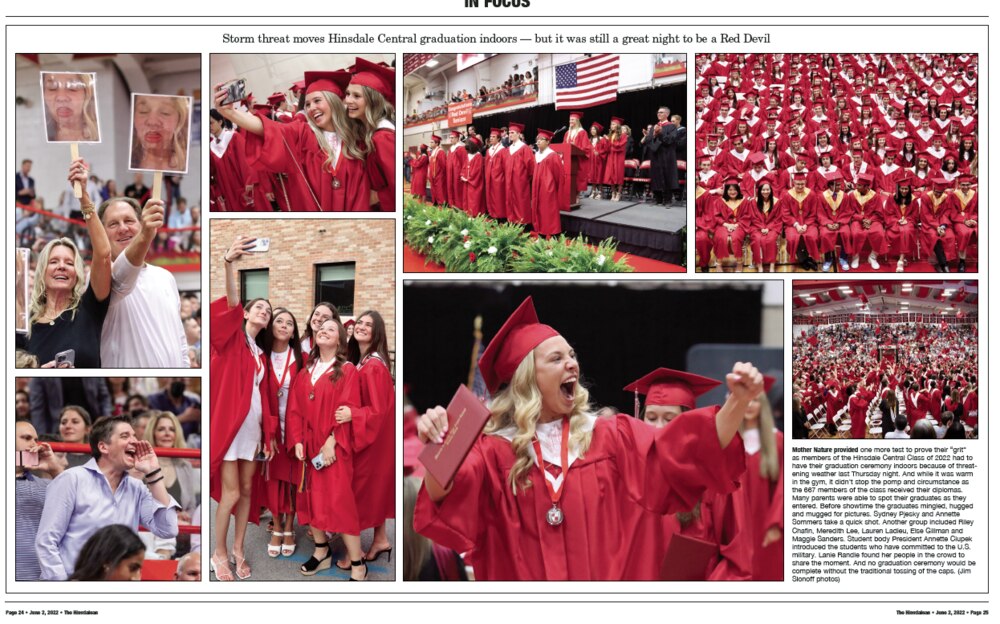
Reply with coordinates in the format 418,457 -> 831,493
409,153 -> 429,200
947,189 -> 978,252
505,143 -> 535,225
350,354 -> 396,529
881,196 -> 919,256
531,150 -> 563,236
285,362 -> 362,534
462,152 -> 486,216
447,145 -> 467,210
733,430 -> 784,580
589,136 -> 609,185
367,128 -> 396,210
243,115 -> 369,212
748,200 -> 784,265
779,188 -> 821,259
485,145 -> 508,219
816,190 -> 856,255
429,147 -> 448,205
846,190 -> 887,255
694,186 -> 715,268
414,412 -> 746,581
712,197 -> 753,260
603,134 -> 627,185
258,355 -> 303,515
209,132 -> 248,212
918,192 -> 957,261
208,297 -> 276,511
564,127 -> 591,192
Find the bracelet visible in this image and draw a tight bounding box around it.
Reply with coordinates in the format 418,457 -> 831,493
146,476 -> 165,486
144,468 -> 162,479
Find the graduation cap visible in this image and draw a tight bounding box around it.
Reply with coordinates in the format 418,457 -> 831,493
536,128 -> 554,141
430,134 -> 442,143
304,70 -> 350,98
591,121 -> 604,133
610,116 -> 625,125
568,111 -> 584,120
508,121 -> 525,134
624,368 -> 722,417
349,57 -> 395,102
478,297 -> 560,394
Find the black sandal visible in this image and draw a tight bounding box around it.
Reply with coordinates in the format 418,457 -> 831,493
348,559 -> 368,581
365,547 -> 392,563
300,542 -> 332,576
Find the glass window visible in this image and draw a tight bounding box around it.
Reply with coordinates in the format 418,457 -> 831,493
241,268 -> 269,302
315,263 -> 356,316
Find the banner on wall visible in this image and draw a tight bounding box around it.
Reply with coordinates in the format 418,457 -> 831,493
653,59 -> 687,79
447,100 -> 474,127
456,53 -> 494,72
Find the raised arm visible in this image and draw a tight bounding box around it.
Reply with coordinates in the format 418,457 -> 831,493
222,235 -> 256,308
69,159 -> 112,301
124,198 -> 165,267
715,361 -> 765,448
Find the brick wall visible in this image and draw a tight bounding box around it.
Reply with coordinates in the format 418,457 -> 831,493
209,218 -> 396,350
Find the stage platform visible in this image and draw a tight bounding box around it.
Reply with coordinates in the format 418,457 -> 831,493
560,197 -> 686,265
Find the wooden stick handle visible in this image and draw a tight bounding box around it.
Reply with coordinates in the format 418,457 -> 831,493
70,144 -> 82,198
152,171 -> 163,202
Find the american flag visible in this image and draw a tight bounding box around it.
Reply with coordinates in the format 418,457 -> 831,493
554,54 -> 619,110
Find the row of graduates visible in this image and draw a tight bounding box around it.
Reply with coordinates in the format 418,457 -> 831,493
697,127 -> 978,197
695,170 -> 978,273
209,58 -> 396,212
210,237 -> 394,581
411,296 -> 782,581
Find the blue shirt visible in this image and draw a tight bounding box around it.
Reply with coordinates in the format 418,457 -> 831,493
34,458 -> 179,580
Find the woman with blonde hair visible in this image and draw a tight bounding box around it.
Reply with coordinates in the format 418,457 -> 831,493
130,94 -> 190,171
144,410 -> 199,521
213,71 -> 368,211
42,72 -> 100,143
603,117 -> 627,201
733,377 -> 783,580
413,297 -> 764,580
17,160 -> 111,368
346,58 -> 396,210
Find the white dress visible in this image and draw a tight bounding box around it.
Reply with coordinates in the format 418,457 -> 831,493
224,335 -> 265,461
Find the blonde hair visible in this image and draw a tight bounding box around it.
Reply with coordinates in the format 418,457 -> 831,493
131,95 -> 190,171
351,85 -> 396,158
145,410 -> 187,450
305,90 -> 366,167
44,73 -> 99,141
29,238 -> 86,335
740,393 -> 780,481
483,350 -> 593,495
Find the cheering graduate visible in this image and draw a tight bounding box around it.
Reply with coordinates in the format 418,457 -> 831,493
530,129 -> 563,237
286,318 -> 366,580
484,128 -> 508,219
213,71 -> 368,212
505,122 -> 534,226
446,130 -> 467,210
342,311 -> 396,565
428,135 -> 448,205
460,136 -> 486,216
210,236 -> 276,581
409,145 -> 428,200
346,58 -> 396,210
413,296 -> 764,581
622,369 -> 752,581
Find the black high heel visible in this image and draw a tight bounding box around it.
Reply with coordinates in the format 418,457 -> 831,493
300,542 -> 332,576
348,559 -> 368,581
365,547 -> 392,563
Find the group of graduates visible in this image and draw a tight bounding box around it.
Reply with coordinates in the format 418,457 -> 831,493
209,58 -> 395,212
693,53 -> 978,273
793,322 -> 978,439
210,237 -> 394,581
408,109 -> 670,237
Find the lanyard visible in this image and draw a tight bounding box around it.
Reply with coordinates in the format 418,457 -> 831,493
531,415 -> 570,527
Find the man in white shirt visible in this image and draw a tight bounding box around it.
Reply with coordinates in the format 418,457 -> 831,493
98,195 -> 189,367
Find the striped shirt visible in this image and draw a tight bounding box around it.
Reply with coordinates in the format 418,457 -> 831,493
15,473 -> 50,580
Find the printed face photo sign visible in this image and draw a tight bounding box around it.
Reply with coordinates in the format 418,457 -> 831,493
40,71 -> 102,143
15,248 -> 30,334
129,93 -> 193,174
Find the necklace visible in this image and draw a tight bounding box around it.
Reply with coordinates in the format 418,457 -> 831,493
532,415 -> 570,527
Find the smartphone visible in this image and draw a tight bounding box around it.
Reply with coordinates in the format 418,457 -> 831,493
220,78 -> 247,106
254,450 -> 268,462
311,452 -> 326,471
17,451 -> 40,468
54,349 -> 75,368
248,237 -> 270,252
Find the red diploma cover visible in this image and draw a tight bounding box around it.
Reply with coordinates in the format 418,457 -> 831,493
418,384 -> 491,487
659,533 -> 719,581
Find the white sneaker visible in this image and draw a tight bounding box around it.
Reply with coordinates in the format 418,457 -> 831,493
851,255 -> 860,269
868,253 -> 880,270
895,259 -> 904,273
822,259 -> 833,272
839,257 -> 850,272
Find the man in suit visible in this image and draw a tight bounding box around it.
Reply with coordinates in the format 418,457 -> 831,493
15,159 -> 35,205
643,107 -> 679,206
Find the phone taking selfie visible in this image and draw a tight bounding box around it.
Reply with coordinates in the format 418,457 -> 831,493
220,78 -> 247,106
248,237 -> 270,252
17,451 -> 40,468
